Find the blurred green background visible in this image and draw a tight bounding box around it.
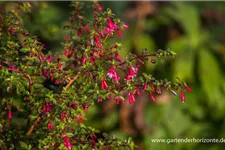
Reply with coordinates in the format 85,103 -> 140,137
2,1 -> 225,150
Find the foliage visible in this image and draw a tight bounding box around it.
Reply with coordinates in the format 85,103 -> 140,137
0,1 -> 192,150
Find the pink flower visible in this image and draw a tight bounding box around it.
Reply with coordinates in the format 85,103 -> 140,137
151,85 -> 155,91
84,25 -> 90,34
125,66 -> 139,81
63,35 -> 68,39
91,139 -> 96,149
143,82 -> 147,91
7,67 -> 21,73
181,91 -> 185,103
71,102 -> 78,109
46,56 -> 54,62
77,27 -> 82,37
117,28 -> 122,37
123,24 -> 129,29
157,88 -> 161,94
23,73 -> 32,89
11,27 -> 14,32
107,66 -> 120,81
135,88 -> 140,96
115,96 -> 124,104
97,3 -> 103,11
128,92 -> 136,104
38,54 -> 44,63
150,93 -> 156,102
61,112 -> 68,121
8,110 -> 12,119
42,102 -> 52,115
98,97 -> 103,103
94,35 -> 102,49
186,87 -> 192,92
64,49 -> 69,57
101,80 -> 108,90
64,136 -> 72,150
114,52 -> 121,62
78,117 -> 83,125
47,121 -> 53,130
81,57 -> 86,65
83,103 -> 89,111
41,68 -> 49,77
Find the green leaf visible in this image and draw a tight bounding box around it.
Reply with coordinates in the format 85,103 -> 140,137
198,49 -> 224,108
19,141 -> 28,149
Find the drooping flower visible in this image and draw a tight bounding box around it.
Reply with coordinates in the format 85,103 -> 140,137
117,28 -> 122,37
91,139 -> 96,149
8,110 -> 12,119
64,49 -> 69,57
38,54 -> 44,63
46,56 -> 54,63
125,65 -> 139,81
96,3 -> 103,11
61,112 -> 69,121
78,117 -> 83,125
83,25 -> 90,34
7,67 -> 21,73
143,82 -> 147,91
115,96 -> 124,104
128,92 -> 136,104
114,52 -> 121,62
64,136 -> 72,150
181,91 -> 185,103
107,66 -> 120,81
11,27 -> 14,32
42,102 -> 52,115
123,24 -> 129,29
150,93 -> 156,102
101,79 -> 108,90
41,68 -> 49,77
77,27 -> 82,37
186,86 -> 192,92
81,57 -> 86,65
97,97 -> 103,103
23,73 -> 32,89
94,35 -> 102,49
83,103 -> 89,111
156,88 -> 161,94
63,35 -> 68,39
47,121 -> 53,130
135,88 -> 140,96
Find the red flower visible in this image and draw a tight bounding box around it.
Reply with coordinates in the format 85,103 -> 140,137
84,25 -> 90,34
91,139 -> 96,149
115,96 -> 124,104
94,35 -> 102,49
11,27 -> 14,32
78,117 -> 83,125
143,82 -> 147,91
117,28 -> 122,37
157,88 -> 161,94
63,35 -> 68,39
107,66 -> 120,81
42,102 -> 52,115
150,93 -> 156,102
23,73 -> 32,89
114,52 -> 121,62
38,54 -> 44,63
97,3 -> 103,11
61,112 -> 68,121
151,85 -> 155,91
125,66 -> 139,81
186,87 -> 192,92
128,92 -> 136,104
81,57 -> 86,65
181,91 -> 185,103
64,49 -> 69,57
8,110 -> 12,119
98,97 -> 103,103
46,56 -> 54,62
77,27 -> 82,37
47,121 -> 53,130
101,79 -> 108,90
135,88 -> 140,96
71,102 -> 78,109
123,24 -> 129,29
64,136 -> 72,150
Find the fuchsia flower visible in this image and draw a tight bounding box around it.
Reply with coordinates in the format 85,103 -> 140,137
77,27 -> 82,37
78,117 -> 83,125
71,102 -> 78,109
128,92 -> 136,104
42,102 -> 52,115
47,121 -> 53,130
181,91 -> 185,103
125,65 -> 139,81
11,27 -> 14,32
186,86 -> 192,92
83,103 -> 89,111
107,66 -> 120,81
143,82 -> 147,91
61,112 -> 69,121
115,96 -> 124,104
38,54 -> 44,63
157,88 -> 161,94
64,136 -> 72,150
63,35 -> 68,39
98,97 -> 103,103
150,93 -> 156,102
64,49 -> 69,57
96,3 -> 103,11
81,57 -> 86,65
83,25 -> 90,34
7,67 -> 21,73
46,56 -> 54,63
101,79 -> 108,90
41,68 -> 49,77
94,35 -> 102,49
123,24 -> 129,29
91,139 -> 96,149
114,52 -> 121,62
135,88 -> 140,96
8,110 -> 12,119
117,28 -> 122,37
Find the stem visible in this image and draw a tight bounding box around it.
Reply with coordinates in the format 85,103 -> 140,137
65,71 -> 81,90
